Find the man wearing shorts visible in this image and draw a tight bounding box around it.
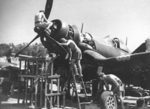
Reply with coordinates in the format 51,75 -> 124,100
35,10 -> 53,34
60,38 -> 83,77
99,73 -> 125,109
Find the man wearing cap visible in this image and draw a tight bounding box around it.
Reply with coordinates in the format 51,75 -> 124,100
35,10 -> 53,34
99,73 -> 125,109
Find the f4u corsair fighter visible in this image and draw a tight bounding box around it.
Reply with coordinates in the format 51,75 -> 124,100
16,0 -> 150,108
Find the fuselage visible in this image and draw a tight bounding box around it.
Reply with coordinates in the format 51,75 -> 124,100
94,38 -> 130,58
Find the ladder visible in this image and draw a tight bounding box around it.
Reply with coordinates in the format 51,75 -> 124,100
67,67 -> 88,109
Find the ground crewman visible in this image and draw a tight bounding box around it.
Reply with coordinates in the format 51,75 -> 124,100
99,73 -> 125,109
59,38 -> 83,77
35,10 -> 53,34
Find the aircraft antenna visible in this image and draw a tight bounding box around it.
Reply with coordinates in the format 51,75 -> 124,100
81,23 -> 84,33
126,37 -> 128,45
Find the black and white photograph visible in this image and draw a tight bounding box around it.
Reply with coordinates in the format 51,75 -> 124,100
0,0 -> 150,109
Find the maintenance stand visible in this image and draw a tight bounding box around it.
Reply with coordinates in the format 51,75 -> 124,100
17,55 -> 65,109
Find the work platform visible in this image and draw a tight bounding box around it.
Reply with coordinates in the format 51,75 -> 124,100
17,56 -> 66,109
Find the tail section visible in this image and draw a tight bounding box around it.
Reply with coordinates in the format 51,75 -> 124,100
132,38 -> 150,54
145,38 -> 150,52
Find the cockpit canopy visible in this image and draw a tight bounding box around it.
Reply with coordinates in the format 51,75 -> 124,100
112,37 -> 130,53
104,36 -> 130,53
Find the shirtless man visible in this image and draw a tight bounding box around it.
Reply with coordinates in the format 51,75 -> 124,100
99,73 -> 125,109
35,10 -> 53,33
60,38 -> 83,77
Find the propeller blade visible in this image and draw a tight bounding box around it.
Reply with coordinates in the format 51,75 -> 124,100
45,0 -> 53,19
15,35 -> 40,57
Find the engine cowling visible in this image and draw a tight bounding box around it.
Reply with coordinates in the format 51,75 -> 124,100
50,19 -> 69,41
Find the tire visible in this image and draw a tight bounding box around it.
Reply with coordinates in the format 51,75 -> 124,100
100,91 -> 118,109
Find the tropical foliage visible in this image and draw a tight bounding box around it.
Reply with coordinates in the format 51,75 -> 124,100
0,43 -> 11,57
0,43 -> 47,57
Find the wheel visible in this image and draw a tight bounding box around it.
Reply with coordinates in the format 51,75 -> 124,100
100,91 -> 118,109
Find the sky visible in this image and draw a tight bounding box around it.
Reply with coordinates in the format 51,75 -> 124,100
0,0 -> 150,52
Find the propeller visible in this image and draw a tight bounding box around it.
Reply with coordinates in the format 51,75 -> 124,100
44,0 -> 53,19
15,0 -> 54,57
15,35 -> 40,57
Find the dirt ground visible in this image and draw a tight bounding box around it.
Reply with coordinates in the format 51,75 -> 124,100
1,104 -> 30,109
0,90 -> 150,109
1,96 -> 150,109
0,94 -> 79,109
